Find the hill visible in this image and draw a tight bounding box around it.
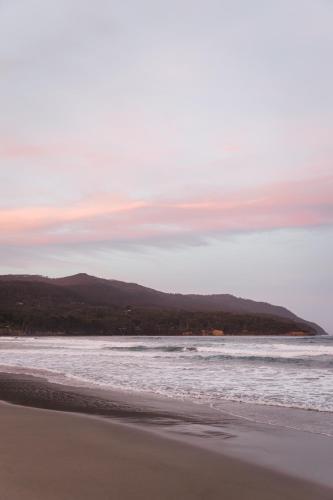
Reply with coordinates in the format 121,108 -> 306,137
0,273 -> 325,336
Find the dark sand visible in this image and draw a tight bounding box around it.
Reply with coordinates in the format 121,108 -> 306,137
0,373 -> 332,500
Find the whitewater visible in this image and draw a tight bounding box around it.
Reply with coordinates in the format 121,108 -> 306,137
0,335 -> 332,433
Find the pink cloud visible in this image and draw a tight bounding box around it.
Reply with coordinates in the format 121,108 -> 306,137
0,138 -> 79,161
0,141 -> 50,159
0,176 -> 332,248
0,135 -> 176,172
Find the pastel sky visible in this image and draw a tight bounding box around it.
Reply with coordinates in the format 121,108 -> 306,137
1,1 -> 332,331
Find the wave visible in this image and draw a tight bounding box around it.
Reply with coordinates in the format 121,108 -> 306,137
101,343 -> 333,367
185,353 -> 333,368
104,345 -> 198,353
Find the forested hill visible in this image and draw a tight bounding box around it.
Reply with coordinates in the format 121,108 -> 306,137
0,273 -> 325,336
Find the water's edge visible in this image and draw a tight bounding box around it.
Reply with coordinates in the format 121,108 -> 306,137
0,335 -> 332,435
0,371 -> 332,490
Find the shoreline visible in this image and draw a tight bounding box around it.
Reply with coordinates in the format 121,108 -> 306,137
0,331 -> 324,336
2,401 -> 332,500
0,372 -> 332,496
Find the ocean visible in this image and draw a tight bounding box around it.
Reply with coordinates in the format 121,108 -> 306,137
0,335 -> 332,434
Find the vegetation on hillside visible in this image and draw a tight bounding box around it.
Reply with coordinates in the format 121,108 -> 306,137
0,277 -> 319,336
0,304 -> 315,336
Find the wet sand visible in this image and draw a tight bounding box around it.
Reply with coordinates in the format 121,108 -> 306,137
0,373 -> 332,500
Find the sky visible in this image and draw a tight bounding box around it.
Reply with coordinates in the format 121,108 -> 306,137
0,0 -> 332,331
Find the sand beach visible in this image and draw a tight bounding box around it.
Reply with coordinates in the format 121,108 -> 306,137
0,373 -> 332,500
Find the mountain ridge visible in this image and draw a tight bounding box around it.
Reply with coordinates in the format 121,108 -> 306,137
0,273 -> 325,336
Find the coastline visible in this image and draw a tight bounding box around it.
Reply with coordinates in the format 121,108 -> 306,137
0,372 -> 332,499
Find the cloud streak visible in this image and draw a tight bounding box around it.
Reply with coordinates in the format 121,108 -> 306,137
1,176 -> 331,248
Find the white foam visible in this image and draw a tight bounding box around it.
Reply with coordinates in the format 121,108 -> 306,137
0,336 -> 332,418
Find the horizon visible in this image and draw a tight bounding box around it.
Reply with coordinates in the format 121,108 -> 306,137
0,1 -> 332,332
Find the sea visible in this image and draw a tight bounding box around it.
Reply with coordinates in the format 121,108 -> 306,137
0,335 -> 332,435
